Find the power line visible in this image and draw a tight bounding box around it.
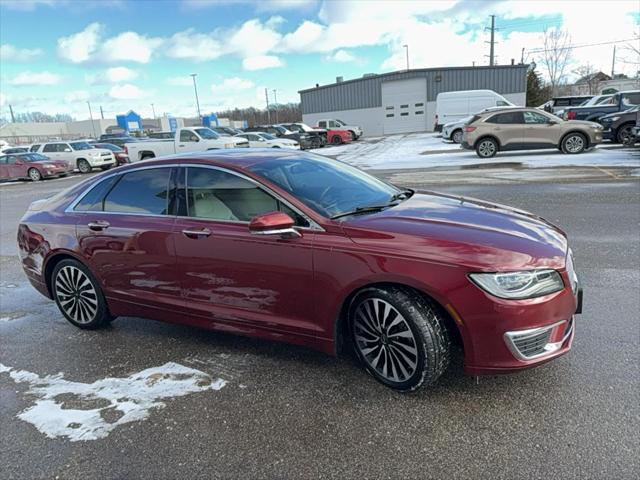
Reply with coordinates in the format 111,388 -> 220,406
526,37 -> 639,54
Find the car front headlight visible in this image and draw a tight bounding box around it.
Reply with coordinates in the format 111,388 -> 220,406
42,163 -> 55,168
469,269 -> 564,299
607,116 -> 619,122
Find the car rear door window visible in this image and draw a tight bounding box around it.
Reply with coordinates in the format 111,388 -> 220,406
42,144 -> 57,153
185,167 -> 308,226
486,112 -> 524,124
622,92 -> 640,106
523,111 -> 550,124
103,168 -> 171,215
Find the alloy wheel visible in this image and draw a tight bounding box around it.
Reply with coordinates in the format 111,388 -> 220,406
353,298 -> 419,383
452,130 -> 463,144
78,160 -> 91,173
55,266 -> 99,324
28,168 -> 42,181
478,140 -> 496,157
565,135 -> 584,153
618,125 -> 633,144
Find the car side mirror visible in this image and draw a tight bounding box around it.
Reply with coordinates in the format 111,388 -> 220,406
64,148 -> 72,152
190,136 -> 199,142
249,212 -> 301,239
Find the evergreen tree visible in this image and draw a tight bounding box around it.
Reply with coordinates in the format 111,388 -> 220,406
526,69 -> 549,107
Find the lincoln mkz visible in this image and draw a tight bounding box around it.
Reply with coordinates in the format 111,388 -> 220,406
18,151 -> 582,391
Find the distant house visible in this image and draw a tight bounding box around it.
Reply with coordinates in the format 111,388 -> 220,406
572,71 -> 611,95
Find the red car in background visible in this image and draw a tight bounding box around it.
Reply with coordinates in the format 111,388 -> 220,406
91,142 -> 130,166
17,151 -> 581,391
319,127 -> 353,145
0,152 -> 73,181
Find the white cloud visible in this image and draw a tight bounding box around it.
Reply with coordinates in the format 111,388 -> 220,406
166,76 -> 194,86
242,55 -> 284,70
228,19 -> 283,57
278,21 -> 325,53
9,71 -> 62,86
327,49 -> 357,63
108,84 -> 148,100
0,44 -> 43,62
64,90 -> 90,102
101,31 -> 162,63
165,30 -> 222,61
105,66 -> 138,82
211,77 -> 255,93
57,22 -> 102,63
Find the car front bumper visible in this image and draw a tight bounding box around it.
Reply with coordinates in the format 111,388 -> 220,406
448,259 -> 581,376
88,155 -> 117,167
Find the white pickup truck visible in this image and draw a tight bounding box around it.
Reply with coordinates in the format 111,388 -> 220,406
125,127 -> 249,161
316,119 -> 363,139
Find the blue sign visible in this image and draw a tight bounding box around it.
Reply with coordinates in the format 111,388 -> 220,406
168,117 -> 178,132
116,110 -> 143,132
202,113 -> 218,128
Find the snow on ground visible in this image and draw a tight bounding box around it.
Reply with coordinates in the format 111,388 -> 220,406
310,133 -> 640,170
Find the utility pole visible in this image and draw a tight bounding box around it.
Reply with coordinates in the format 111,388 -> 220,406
87,101 -> 97,138
403,44 -> 409,70
265,88 -> 271,124
272,89 -> 278,123
190,73 -> 201,119
485,15 -> 496,66
151,103 -> 156,119
9,104 -> 16,123
521,47 -> 525,64
99,106 -> 104,119
611,45 -> 616,77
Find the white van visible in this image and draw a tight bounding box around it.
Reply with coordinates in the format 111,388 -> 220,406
435,90 -> 514,131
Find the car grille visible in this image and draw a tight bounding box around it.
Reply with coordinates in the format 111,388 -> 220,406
510,329 -> 552,358
101,153 -> 111,157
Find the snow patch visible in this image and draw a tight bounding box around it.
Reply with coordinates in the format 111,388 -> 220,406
0,362 -> 227,441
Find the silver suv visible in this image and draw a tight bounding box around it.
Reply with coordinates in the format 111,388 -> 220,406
461,108 -> 603,158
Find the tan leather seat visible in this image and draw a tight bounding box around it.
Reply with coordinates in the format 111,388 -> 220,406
191,191 -> 237,220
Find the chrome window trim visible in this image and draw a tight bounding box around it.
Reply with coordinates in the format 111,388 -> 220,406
65,162 -> 324,232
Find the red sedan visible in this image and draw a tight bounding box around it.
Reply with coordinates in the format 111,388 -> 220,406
91,142 -> 130,166
17,151 -> 581,391
1,152 -> 73,182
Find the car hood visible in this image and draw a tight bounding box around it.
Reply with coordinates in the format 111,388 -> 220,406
566,119 -> 601,127
341,192 -> 568,271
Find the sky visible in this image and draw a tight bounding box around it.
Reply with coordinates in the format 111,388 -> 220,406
0,0 -> 638,121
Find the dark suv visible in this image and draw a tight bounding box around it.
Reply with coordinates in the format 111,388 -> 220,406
244,125 -> 314,149
563,90 -> 640,123
598,105 -> 639,143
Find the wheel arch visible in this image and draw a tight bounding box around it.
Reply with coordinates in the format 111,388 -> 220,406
473,135 -> 501,150
43,250 -> 99,298
559,129 -> 590,149
333,281 -> 465,358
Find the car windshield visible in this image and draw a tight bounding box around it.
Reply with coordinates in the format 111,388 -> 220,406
259,133 -> 277,140
335,120 -> 346,126
248,154 -> 403,219
70,142 -> 93,151
296,124 -> 314,132
194,128 -> 220,139
20,153 -> 49,162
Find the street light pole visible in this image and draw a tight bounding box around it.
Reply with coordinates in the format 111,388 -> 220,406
272,89 -> 278,124
151,103 -> 156,119
190,73 -> 201,119
403,44 -> 409,70
87,101 -> 97,138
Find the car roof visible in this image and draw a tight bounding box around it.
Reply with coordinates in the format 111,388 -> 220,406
477,107 -> 541,115
117,149 -> 305,171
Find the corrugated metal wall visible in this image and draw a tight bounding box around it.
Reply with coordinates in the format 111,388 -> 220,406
300,65 -> 528,114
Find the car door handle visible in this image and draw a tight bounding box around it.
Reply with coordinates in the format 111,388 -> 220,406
88,220 -> 110,231
182,228 -> 211,238
179,144 -> 185,147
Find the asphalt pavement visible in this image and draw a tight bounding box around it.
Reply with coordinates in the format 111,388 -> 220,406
1,168 -> 639,479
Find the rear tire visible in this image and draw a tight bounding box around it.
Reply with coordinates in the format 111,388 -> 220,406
28,168 -> 42,182
349,287 -> 450,392
78,159 -> 92,174
475,138 -> 498,158
561,132 -> 586,154
51,259 -> 113,329
331,135 -> 342,145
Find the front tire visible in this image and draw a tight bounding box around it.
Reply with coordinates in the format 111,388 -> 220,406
52,259 -> 113,329
349,287 -> 450,392
475,138 -> 498,158
77,159 -> 92,173
452,129 -> 463,144
28,168 -> 42,182
561,132 -> 586,154
616,124 -> 634,144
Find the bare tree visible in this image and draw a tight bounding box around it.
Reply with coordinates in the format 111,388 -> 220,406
540,28 -> 573,95
573,64 -> 603,95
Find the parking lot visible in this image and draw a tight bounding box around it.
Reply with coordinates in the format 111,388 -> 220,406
1,157 -> 639,479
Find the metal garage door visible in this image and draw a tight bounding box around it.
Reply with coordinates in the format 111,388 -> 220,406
381,78 -> 427,134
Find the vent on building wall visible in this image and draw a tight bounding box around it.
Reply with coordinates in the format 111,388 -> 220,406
363,73 -> 377,78
336,76 -> 343,83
